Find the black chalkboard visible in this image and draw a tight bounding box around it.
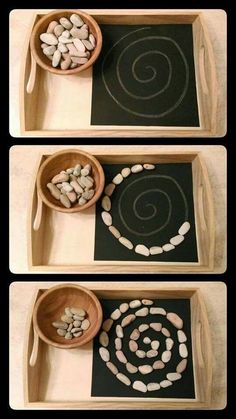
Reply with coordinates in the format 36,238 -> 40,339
91,24 -> 199,127
94,163 -> 198,262
91,299 -> 195,399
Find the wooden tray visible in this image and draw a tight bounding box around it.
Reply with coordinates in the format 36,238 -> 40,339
28,149 -> 215,273
20,10 -> 218,137
24,284 -> 212,409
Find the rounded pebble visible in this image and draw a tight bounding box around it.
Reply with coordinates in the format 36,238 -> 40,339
150,323 -> 162,332
160,380 -> 172,388
102,318 -> 113,332
147,350 -> 158,358
99,347 -> 110,362
133,381 -> 147,393
129,300 -> 141,309
135,244 -> 150,257
143,337 -> 151,344
153,360 -> 165,370
136,350 -> 146,359
167,312 -> 183,329
101,211 -> 112,226
130,329 -> 140,340
106,361 -> 118,375
99,331 -> 109,347
81,319 -> 90,330
170,235 -> 184,246
162,243 -> 175,252
139,324 -> 149,332
109,225 -> 121,239
162,350 -> 172,363
111,308 -> 121,320
135,307 -> 149,317
176,359 -> 188,373
119,302 -> 129,313
150,307 -> 166,315
57,328 -> 66,336
116,324 -> 124,338
161,327 -> 170,337
116,373 -> 131,386
178,221 -> 190,236
65,332 -> 73,340
121,167 -> 131,178
129,340 -> 138,352
138,365 -> 153,375
115,337 -> 122,350
104,183 -> 115,196
116,350 -> 127,364
112,173 -> 123,185
131,164 -> 143,173
143,164 -> 155,170
149,246 -> 163,255
119,236 -> 133,250
179,343 -> 188,358
142,299 -> 153,306
126,363 -> 138,374
121,314 -> 136,327
147,382 -> 160,391
167,372 -> 182,381
177,330 -> 187,343
166,338 -> 174,350
101,196 -> 111,211
151,340 -> 160,350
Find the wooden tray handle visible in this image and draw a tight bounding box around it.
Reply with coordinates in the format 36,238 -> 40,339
198,184 -> 207,232
199,46 -> 209,95
29,327 -> 39,367
26,51 -> 37,94
33,191 -> 43,231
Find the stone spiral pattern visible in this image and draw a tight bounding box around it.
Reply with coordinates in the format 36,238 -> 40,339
101,164 -> 191,256
98,299 -> 189,393
101,27 -> 189,118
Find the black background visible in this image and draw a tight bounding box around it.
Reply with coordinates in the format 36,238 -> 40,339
92,299 -> 195,398
91,24 -> 199,126
95,163 -> 198,262
4,0 -> 235,418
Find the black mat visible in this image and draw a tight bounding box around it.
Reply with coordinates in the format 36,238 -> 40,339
94,163 -> 198,262
91,299 -> 195,399
91,24 -> 199,127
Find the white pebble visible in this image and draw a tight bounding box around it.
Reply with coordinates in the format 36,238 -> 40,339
101,196 -> 111,211
161,327 -> 170,337
135,244 -> 150,257
121,167 -> 131,178
179,343 -> 188,358
150,307 -> 166,315
166,372 -> 182,381
147,350 -> 158,358
104,183 -> 115,196
166,338 -> 174,350
162,243 -> 175,252
177,330 -> 187,343
149,246 -> 163,255
147,382 -> 160,391
135,307 -> 149,317
161,350 -> 172,363
170,234 -> 184,246
99,347 -> 110,362
110,308 -> 121,320
160,380 -> 172,388
133,381 -> 147,393
151,340 -> 160,350
143,164 -> 155,170
142,299 -> 153,306
143,337 -> 151,344
138,365 -> 153,375
116,325 -> 123,338
178,221 -> 190,236
116,373 -> 131,386
109,225 -> 121,239
131,164 -> 143,173
139,324 -> 149,332
119,236 -> 133,250
119,303 -> 129,313
112,173 -> 123,185
101,211 -> 112,226
129,300 -> 141,309
136,350 -> 146,359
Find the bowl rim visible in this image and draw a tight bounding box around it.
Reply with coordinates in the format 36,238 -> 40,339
36,148 -> 105,213
33,283 -> 103,348
30,9 -> 103,75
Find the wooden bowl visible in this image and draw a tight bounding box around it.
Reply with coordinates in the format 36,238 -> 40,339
30,9 -> 102,75
33,284 -> 103,348
37,149 -> 105,213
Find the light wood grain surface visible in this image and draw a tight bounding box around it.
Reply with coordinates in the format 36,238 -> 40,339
9,9 -> 226,137
9,145 -> 226,273
9,281 -> 226,409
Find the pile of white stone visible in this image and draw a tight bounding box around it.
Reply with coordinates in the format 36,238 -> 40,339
47,162 -> 95,208
52,306 -> 90,340
40,13 -> 96,69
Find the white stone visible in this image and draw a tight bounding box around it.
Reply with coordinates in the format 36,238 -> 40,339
99,347 -> 110,362
136,350 -> 146,359
130,329 -> 140,340
150,307 -> 166,315
139,324 -> 149,332
52,49 -> 62,67
151,340 -> 160,350
121,314 -> 136,327
43,45 -> 56,56
115,337 -> 122,350
116,325 -> 124,338
178,221 -> 190,236
131,164 -> 143,173
40,33 -> 58,45
101,195 -> 111,211
160,380 -> 172,388
111,308 -> 121,320
89,33 -> 96,47
99,331 -> 109,347
177,330 -> 187,343
58,35 -> 73,44
149,246 -> 163,255
161,327 -> 170,337
116,350 -> 127,364
47,183 -> 61,200
147,382 -> 160,391
59,17 -> 73,30
61,29 -> 70,38
170,234 -> 184,246
81,319 -> 90,330
129,299 -> 142,309
147,350 -> 158,358
142,299 -> 153,306
138,365 -> 153,375
143,164 -> 155,170
161,350 -> 172,363
116,373 -> 131,386
109,226 -> 121,239
121,167 -> 131,178
162,243 -> 175,252
167,312 -> 183,329
70,13 -> 84,27
73,38 -> 86,52
104,183 -> 115,196
133,381 -> 147,393
101,211 -> 112,226
54,24 -> 64,37
176,359 -> 188,373
112,173 -> 123,185
126,363 -> 138,374
119,302 -> 129,313
166,338 -> 174,350
167,372 -> 182,381
119,237 -> 133,250
179,343 -> 188,358
143,337 -> 151,344
150,323 -> 162,332
46,21 -> 58,34
135,307 -> 149,317
153,360 -> 165,370
135,244 -> 150,257
129,340 -> 138,352
82,39 -> 94,50
106,361 -> 118,375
